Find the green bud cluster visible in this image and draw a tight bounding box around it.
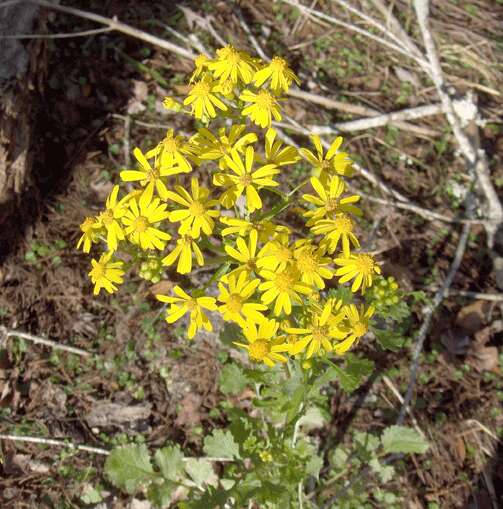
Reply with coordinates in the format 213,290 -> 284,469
139,256 -> 163,283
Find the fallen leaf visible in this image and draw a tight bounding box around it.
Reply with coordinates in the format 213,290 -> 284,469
469,345 -> 499,372
455,301 -> 491,333
148,280 -> 175,297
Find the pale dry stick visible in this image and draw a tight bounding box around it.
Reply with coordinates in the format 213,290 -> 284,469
0,326 -> 92,357
0,26 -> 112,38
123,114 -> 131,168
279,0 -> 430,69
382,375 -> 425,439
235,8 -> 268,62
426,288 -> 503,302
397,221 -> 471,425
291,0 -> 318,35
0,434 -> 236,462
307,103 -> 443,134
0,0 -> 196,60
413,0 -> 503,248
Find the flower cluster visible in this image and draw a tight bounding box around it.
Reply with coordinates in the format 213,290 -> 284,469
78,46 -> 382,366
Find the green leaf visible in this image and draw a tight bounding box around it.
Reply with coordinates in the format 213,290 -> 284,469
305,454 -> 323,478
154,444 -> 184,481
381,426 -> 429,454
345,354 -> 374,380
184,458 -> 216,488
219,363 -> 250,395
203,430 -> 240,459
374,329 -> 405,352
330,365 -> 360,393
218,322 -> 242,347
147,480 -> 174,508
80,486 -> 103,504
105,444 -> 155,494
369,458 -> 395,483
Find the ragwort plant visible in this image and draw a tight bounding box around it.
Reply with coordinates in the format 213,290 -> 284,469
78,46 -> 427,508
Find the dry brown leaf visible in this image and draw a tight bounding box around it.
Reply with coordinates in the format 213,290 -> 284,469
469,345 -> 499,372
455,300 -> 491,333
148,280 -> 175,297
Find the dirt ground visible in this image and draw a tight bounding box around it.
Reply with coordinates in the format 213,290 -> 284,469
1,1 -> 502,508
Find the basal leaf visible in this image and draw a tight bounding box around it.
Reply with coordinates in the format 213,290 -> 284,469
381,426 -> 429,454
219,363 -> 250,395
154,444 -> 185,481
203,429 -> 240,459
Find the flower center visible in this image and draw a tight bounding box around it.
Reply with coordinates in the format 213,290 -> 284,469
81,217 -> 95,233
246,258 -> 257,271
312,325 -> 329,343
162,137 -> 178,154
191,81 -> 211,97
239,173 -> 253,186
275,269 -> 297,292
182,234 -> 194,244
321,160 -> 332,170
270,56 -> 287,72
248,340 -> 270,361
255,90 -> 275,110
226,294 -> 243,314
286,334 -> 298,345
186,298 -> 198,311
224,47 -> 241,65
90,262 -> 106,280
326,197 -> 339,212
296,251 -> 318,273
352,321 -> 368,337
100,209 -> 114,226
332,213 -> 353,233
133,215 -> 149,233
189,200 -> 205,217
276,245 -> 292,263
146,167 -> 160,181
355,254 -> 375,276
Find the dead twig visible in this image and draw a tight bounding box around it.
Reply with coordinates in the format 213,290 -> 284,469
0,26 -> 112,38
0,326 -> 92,357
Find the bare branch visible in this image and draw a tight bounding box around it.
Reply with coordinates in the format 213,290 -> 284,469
0,26 -> 112,39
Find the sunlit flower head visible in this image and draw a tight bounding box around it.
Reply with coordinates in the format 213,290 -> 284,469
264,128 -> 300,166
190,53 -> 210,83
300,135 -> 353,179
224,229 -> 269,279
312,214 -> 360,257
253,56 -> 300,94
335,253 -> 381,293
150,129 -> 194,174
240,89 -> 282,128
77,216 -> 100,253
333,304 -> 374,355
220,217 -> 289,243
96,185 -> 127,252
208,45 -> 256,84
184,74 -> 228,120
162,233 -> 204,274
88,252 -> 124,296
293,241 -> 334,290
156,285 -> 217,339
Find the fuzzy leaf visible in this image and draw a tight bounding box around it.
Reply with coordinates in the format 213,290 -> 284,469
381,426 -> 429,454
105,444 -> 155,494
154,444 -> 185,481
374,329 -> 405,352
184,458 -> 217,488
203,429 -> 240,459
219,363 -> 250,395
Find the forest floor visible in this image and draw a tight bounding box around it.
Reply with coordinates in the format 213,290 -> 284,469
1,0 -> 502,508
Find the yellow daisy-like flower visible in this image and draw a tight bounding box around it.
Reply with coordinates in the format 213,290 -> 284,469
264,128 -> 300,166
150,129 -> 194,174
293,241 -> 334,290
208,45 -> 256,84
88,252 -> 124,296
259,265 -> 312,316
334,304 -> 374,355
192,125 -> 257,169
218,272 -> 267,327
253,56 -> 300,94
162,233 -> 204,274
234,319 -> 290,368
220,217 -> 290,243
335,253 -> 381,293
120,147 -> 181,200
77,216 -> 100,253
156,286 -> 217,339
259,237 -> 294,273
312,214 -> 360,257
165,177 -> 219,238
213,146 -> 279,211
303,175 -> 362,223
184,74 -> 228,120
240,89 -> 282,128
299,135 -> 353,179
224,229 -> 269,279
96,185 -> 127,252
286,300 -> 346,358
190,53 -> 210,83
121,185 -> 171,250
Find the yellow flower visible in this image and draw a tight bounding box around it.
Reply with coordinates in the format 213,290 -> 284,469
259,265 -> 312,316
220,217 -> 290,243
264,128 -> 300,166
240,89 -> 282,128
184,74 -> 228,120
213,146 -> 279,211
253,56 -> 300,94
312,214 -> 360,257
162,233 -> 204,274
208,45 -> 256,84
218,272 -> 267,327
192,125 -> 257,169
120,147 -> 181,200
122,185 -> 171,250
88,252 -> 124,295
165,177 -> 219,238
334,304 -> 374,355
335,253 -> 381,293
96,185 -> 127,251
156,286 -> 217,339
162,96 -> 182,112
150,129 -> 195,174
259,237 -> 294,272
224,229 -> 268,279
293,241 -> 334,290
286,300 -> 346,358
77,216 -> 99,253
190,54 -> 210,83
234,319 -> 290,368
299,136 -> 353,179
303,176 -> 362,223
